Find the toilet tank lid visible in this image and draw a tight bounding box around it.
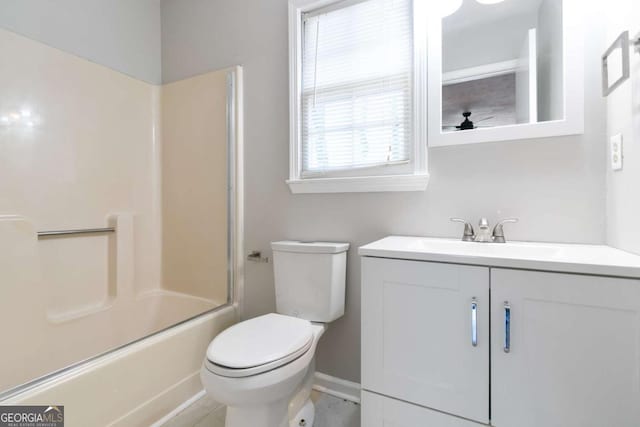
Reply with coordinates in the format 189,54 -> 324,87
271,241 -> 349,254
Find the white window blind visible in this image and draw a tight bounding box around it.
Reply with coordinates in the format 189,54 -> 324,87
301,0 -> 413,177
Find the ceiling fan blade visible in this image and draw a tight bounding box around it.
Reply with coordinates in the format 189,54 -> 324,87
475,116 -> 495,123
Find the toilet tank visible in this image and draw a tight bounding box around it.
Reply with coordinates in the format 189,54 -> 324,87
271,241 -> 349,322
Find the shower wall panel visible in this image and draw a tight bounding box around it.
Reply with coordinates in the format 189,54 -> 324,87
0,27 -> 163,391
161,71 -> 229,304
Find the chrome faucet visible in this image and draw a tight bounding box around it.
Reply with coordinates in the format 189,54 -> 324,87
475,218 -> 492,243
450,217 -> 519,243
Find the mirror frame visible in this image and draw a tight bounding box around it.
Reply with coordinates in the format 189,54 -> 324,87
427,0 -> 584,147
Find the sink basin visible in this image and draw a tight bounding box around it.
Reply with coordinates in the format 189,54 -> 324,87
405,238 -> 563,260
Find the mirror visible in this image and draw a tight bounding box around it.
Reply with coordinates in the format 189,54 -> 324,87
442,0 -> 563,132
428,0 -> 583,146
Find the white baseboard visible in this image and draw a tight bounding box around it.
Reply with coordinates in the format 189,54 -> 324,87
313,372 -> 361,404
149,389 -> 206,427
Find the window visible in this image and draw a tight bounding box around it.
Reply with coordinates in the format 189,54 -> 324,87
288,0 -> 428,193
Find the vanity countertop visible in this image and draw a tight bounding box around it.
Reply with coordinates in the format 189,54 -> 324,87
359,236 -> 640,278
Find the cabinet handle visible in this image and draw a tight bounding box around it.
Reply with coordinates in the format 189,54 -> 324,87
504,301 -> 511,353
471,298 -> 478,347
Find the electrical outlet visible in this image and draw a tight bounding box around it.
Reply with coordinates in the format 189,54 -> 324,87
610,133 -> 623,171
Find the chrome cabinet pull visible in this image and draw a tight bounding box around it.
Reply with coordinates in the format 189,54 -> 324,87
471,298 -> 478,347
504,301 -> 511,353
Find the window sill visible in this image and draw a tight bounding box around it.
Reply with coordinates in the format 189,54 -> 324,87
286,173 -> 430,194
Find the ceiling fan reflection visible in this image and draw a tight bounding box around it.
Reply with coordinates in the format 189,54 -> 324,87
443,111 -> 494,131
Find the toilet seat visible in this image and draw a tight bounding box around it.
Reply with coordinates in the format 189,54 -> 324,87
205,339 -> 312,378
205,313 -> 313,378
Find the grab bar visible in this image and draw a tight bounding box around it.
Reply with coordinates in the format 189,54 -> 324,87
37,227 -> 115,238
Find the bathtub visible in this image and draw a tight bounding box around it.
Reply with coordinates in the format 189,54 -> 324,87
0,215 -> 228,394
3,304 -> 237,426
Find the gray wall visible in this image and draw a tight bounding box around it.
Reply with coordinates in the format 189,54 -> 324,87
606,0 -> 640,255
162,0 -> 607,383
0,0 -> 162,84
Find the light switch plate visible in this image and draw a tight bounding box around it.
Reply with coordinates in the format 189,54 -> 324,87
610,133 -> 623,171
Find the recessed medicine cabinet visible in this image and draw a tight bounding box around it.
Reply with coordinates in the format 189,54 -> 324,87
427,0 -> 584,147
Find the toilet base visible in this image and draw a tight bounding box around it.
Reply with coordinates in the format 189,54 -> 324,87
224,397 -> 316,427
290,399 -> 315,427
226,397 -> 289,427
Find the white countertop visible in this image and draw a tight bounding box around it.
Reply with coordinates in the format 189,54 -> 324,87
359,236 -> 640,278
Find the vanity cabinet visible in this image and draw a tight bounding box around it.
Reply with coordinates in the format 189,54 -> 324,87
361,257 -> 490,424
491,268 -> 640,427
361,255 -> 640,427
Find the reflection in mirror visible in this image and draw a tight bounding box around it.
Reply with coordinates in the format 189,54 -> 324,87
441,0 -> 563,133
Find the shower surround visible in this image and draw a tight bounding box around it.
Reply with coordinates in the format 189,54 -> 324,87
0,27 -> 241,424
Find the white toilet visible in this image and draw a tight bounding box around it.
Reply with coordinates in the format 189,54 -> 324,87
200,241 -> 349,427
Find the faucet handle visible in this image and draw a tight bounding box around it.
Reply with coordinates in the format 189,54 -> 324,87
492,218 -> 519,243
450,218 -> 475,242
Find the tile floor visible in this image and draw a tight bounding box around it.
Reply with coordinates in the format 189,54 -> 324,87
161,390 -> 360,427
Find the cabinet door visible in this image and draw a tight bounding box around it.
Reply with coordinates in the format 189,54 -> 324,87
362,391 -> 486,427
362,257 -> 489,423
491,268 -> 640,427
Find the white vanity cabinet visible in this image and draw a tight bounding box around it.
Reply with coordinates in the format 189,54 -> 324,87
360,237 -> 640,427
491,268 -> 640,427
361,257 -> 490,424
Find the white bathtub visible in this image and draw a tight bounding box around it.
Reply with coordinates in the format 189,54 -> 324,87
3,305 -> 237,427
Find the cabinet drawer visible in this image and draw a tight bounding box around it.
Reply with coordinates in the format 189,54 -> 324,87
361,257 -> 489,423
362,391 -> 487,426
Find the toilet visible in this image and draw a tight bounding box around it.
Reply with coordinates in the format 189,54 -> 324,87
200,241 -> 349,427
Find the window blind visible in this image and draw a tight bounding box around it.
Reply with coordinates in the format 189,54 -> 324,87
301,0 -> 413,176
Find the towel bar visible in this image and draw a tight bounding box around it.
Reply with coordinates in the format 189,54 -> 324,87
37,227 -> 115,238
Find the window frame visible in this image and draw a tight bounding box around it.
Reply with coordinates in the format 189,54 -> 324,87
287,0 -> 429,194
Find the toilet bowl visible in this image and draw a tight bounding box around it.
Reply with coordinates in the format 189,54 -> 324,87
201,314 -> 326,427
200,241 -> 349,427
